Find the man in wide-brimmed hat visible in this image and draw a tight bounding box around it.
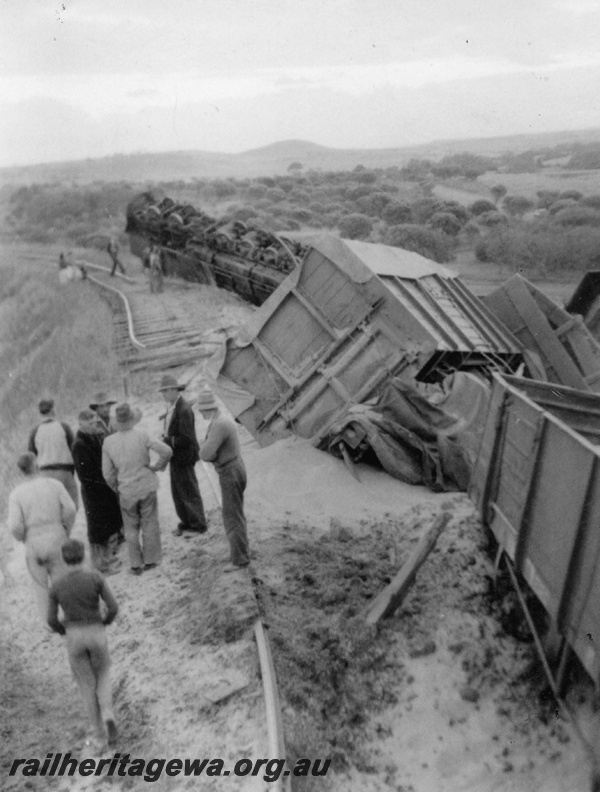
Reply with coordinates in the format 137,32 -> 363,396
102,403 -> 172,574
197,388 -> 250,571
159,374 -> 207,536
89,392 -> 118,437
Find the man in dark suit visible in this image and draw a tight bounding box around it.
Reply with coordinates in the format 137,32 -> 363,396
159,375 -> 207,536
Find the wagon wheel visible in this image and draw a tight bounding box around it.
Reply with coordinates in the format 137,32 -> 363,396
236,239 -> 256,259
167,212 -> 184,227
159,197 -> 175,212
231,221 -> 248,238
261,246 -> 279,267
214,232 -> 233,252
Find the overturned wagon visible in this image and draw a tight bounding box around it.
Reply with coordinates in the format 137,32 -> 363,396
212,235 -> 522,448
125,192 -> 303,305
470,374 -> 600,687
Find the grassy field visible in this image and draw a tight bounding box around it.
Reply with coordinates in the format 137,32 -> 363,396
478,167 -> 600,199
0,244 -> 123,514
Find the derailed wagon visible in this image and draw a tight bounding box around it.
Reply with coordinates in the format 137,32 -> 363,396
125,192 -> 302,305
211,234 -> 522,448
469,373 -> 600,687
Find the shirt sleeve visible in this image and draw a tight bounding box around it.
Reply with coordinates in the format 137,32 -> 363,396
200,422 -> 224,463
149,436 -> 173,468
59,484 -> 77,535
7,491 -> 26,542
100,578 -> 119,625
102,444 -> 119,493
61,422 -> 75,451
47,587 -> 65,635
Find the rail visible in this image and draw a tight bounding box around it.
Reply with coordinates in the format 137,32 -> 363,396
200,461 -> 291,792
86,273 -> 147,350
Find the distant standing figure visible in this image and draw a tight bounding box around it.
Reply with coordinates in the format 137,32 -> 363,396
102,404 -> 172,574
142,246 -> 151,278
72,410 -> 122,575
198,389 -> 250,571
107,237 -> 126,277
159,375 -> 207,536
8,452 -> 76,619
28,398 -> 78,508
48,539 -> 119,749
148,245 -> 164,293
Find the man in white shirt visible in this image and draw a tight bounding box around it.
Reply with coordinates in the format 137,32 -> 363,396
28,398 -> 78,507
7,452 -> 76,619
102,404 -> 172,574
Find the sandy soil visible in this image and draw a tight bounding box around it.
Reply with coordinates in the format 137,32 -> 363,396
1,254 -> 598,792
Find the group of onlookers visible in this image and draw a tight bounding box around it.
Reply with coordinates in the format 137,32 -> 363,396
6,378 -> 250,752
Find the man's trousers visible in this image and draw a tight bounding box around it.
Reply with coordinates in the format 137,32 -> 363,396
25,524 -> 68,621
219,459 -> 249,567
65,623 -> 114,739
119,491 -> 161,568
169,464 -> 207,532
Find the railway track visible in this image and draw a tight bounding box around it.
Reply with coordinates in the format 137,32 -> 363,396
87,262 -> 293,791
84,263 -> 219,372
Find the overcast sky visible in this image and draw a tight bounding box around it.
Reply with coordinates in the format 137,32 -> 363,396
1,0 -> 600,167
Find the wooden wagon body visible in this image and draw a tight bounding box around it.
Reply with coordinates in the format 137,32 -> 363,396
469,373 -> 600,686
214,235 -> 521,447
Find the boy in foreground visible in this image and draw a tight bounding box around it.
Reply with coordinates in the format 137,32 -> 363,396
47,539 -> 119,750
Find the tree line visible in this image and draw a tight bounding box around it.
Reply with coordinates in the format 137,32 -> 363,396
2,159 -> 600,276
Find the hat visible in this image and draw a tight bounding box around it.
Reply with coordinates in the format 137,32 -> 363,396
196,388 -> 218,411
158,375 -> 186,392
38,398 -> 54,415
89,391 -> 117,409
114,403 -> 142,428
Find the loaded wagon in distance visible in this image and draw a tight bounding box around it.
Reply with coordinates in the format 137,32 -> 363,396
125,192 -> 303,306
469,374 -> 600,688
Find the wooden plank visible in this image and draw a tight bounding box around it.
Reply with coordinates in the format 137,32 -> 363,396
364,512 -> 452,625
503,278 -> 587,389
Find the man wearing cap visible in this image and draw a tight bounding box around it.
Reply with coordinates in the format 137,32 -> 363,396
197,389 -> 250,570
28,398 -> 78,508
89,392 -> 117,437
72,410 -> 123,575
8,452 -> 76,619
159,374 -> 207,536
102,404 -> 172,574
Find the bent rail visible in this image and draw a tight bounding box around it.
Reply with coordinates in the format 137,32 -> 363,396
86,273 -> 147,350
200,461 -> 291,789
254,620 -> 292,792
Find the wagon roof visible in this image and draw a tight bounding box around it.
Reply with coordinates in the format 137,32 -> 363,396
289,233 -> 458,283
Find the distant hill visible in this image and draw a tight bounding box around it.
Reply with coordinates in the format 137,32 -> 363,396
2,128 -> 600,186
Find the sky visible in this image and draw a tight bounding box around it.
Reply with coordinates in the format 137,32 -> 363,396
1,0 -> 600,167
